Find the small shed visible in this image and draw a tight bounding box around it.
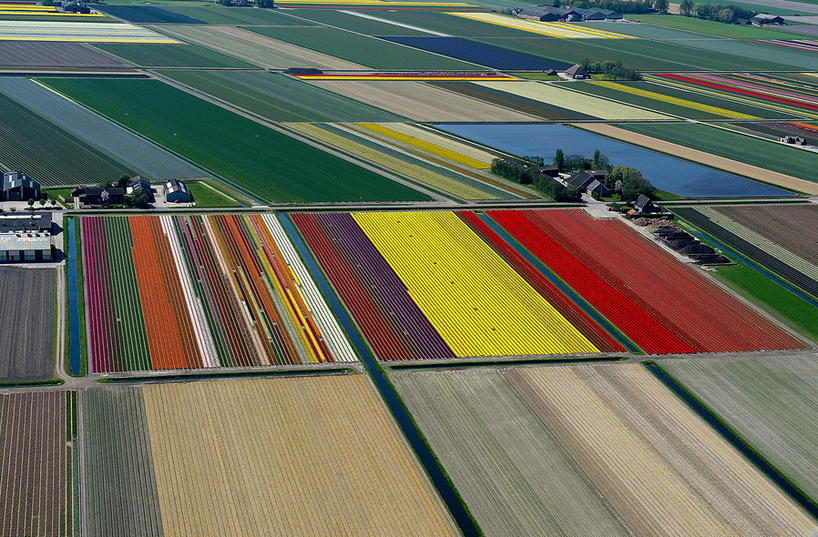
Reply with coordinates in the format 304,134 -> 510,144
537,165 -> 560,177
586,179 -> 609,197
634,194 -> 657,213
164,178 -> 192,203
564,64 -> 589,79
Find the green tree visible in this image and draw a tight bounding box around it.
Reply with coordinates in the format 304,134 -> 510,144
680,0 -> 694,15
553,148 -> 565,171
654,0 -> 669,13
27,198 -> 34,207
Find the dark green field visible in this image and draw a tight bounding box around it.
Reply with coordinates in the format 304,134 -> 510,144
187,181 -> 242,208
162,5 -> 316,25
284,9 -> 431,36
617,122 -> 818,182
596,14 -> 804,39
0,93 -> 132,186
40,78 -> 431,204
90,43 -> 254,68
245,26 -> 485,70
477,35 -> 789,72
343,9 -> 536,37
158,70 -> 401,122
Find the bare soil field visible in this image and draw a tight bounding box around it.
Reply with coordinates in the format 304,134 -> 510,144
307,80 -> 537,123
159,25 -> 365,70
0,42 -> 125,67
142,375 -> 457,537
579,123 -> 818,195
505,364 -> 818,537
0,267 -> 55,384
0,391 -> 69,537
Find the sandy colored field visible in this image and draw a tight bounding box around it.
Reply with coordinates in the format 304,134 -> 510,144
505,364 -> 818,537
392,369 -> 630,537
158,25 -> 365,70
142,375 -> 457,537
307,80 -> 536,122
579,123 -> 818,195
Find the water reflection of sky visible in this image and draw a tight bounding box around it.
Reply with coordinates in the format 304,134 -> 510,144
435,124 -> 795,198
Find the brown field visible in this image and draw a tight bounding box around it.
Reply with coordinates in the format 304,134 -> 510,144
158,25 -> 365,70
0,391 -> 70,537
142,374 -> 457,537
306,80 -> 537,122
505,364 -> 818,537
578,123 -> 818,195
717,204 -> 818,265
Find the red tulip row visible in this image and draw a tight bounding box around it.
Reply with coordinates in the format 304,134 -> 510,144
489,209 -> 804,354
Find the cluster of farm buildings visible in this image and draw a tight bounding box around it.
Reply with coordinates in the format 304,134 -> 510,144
513,7 -> 624,22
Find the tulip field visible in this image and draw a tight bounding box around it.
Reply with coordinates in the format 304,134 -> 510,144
291,210 -> 616,360
82,215 -> 355,372
488,209 -> 804,354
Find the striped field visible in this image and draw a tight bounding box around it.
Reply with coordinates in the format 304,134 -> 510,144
142,375 -> 458,536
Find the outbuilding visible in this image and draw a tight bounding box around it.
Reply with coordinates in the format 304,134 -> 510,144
1,171 -> 41,202
164,178 -> 192,203
127,176 -> 154,202
564,64 -> 589,79
751,13 -> 784,25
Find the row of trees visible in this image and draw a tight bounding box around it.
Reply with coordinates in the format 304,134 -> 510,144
490,158 -> 582,202
552,149 -> 656,202
579,59 -> 642,81
678,0 -> 755,22
553,148 -> 612,172
553,0 -> 666,13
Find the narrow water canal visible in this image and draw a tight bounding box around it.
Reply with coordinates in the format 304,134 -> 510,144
279,214 -> 479,536
67,218 -> 82,376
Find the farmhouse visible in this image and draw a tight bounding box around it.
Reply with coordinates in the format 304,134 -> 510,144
0,212 -> 52,262
751,14 -> 784,25
515,8 -> 567,21
79,186 -> 125,205
586,179 -> 610,197
573,8 -> 623,20
564,64 -> 589,79
1,171 -> 41,202
164,178 -> 192,203
566,169 -> 607,190
127,176 -> 154,202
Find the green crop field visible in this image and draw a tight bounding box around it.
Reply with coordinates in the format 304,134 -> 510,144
570,81 -> 801,120
617,122 -> 818,182
345,9 -> 537,37
186,181 -> 242,208
711,262 -> 818,340
477,35 -> 789,71
90,43 -> 254,68
283,9 -> 431,36
0,93 -> 132,187
245,26 -> 485,70
615,14 -> 806,39
158,70 -> 400,122
162,5 -> 316,25
427,81 -> 596,120
40,78 -> 430,203
672,38 -> 818,70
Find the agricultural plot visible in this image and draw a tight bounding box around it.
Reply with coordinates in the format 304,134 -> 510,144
90,43 -> 253,68
661,355 -> 818,507
473,80 -> 668,120
0,41 -> 125,66
732,120 -> 818,145
378,36 -> 571,70
163,5 -> 314,26
655,73 -> 818,118
0,20 -> 178,43
0,90 -> 133,187
340,9 -> 538,37
41,78 -> 428,203
83,386 -> 163,537
82,214 -> 356,373
5,77 -> 205,182
0,268 -> 54,384
292,211 -> 620,361
0,391 -> 72,537
438,123 -> 794,197
626,13 -> 802,39
284,8 -> 434,36
571,80 -> 770,120
477,35 -> 786,72
286,122 -> 524,200
158,25 -> 365,70
505,364 -> 818,536
92,5 -> 206,25
141,375 -> 458,536
673,38 -> 818,70
672,205 -> 818,300
392,369 -> 630,536
488,209 -> 804,354
158,70 -> 401,122
304,79 -> 535,122
616,121 -> 818,183
426,80 -> 598,120
449,12 -> 632,38
246,26 -> 484,70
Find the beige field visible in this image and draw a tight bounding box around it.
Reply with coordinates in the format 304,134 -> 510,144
505,364 -> 818,537
306,80 -> 537,122
579,123 -> 818,195
158,25 -> 365,70
142,375 -> 457,537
